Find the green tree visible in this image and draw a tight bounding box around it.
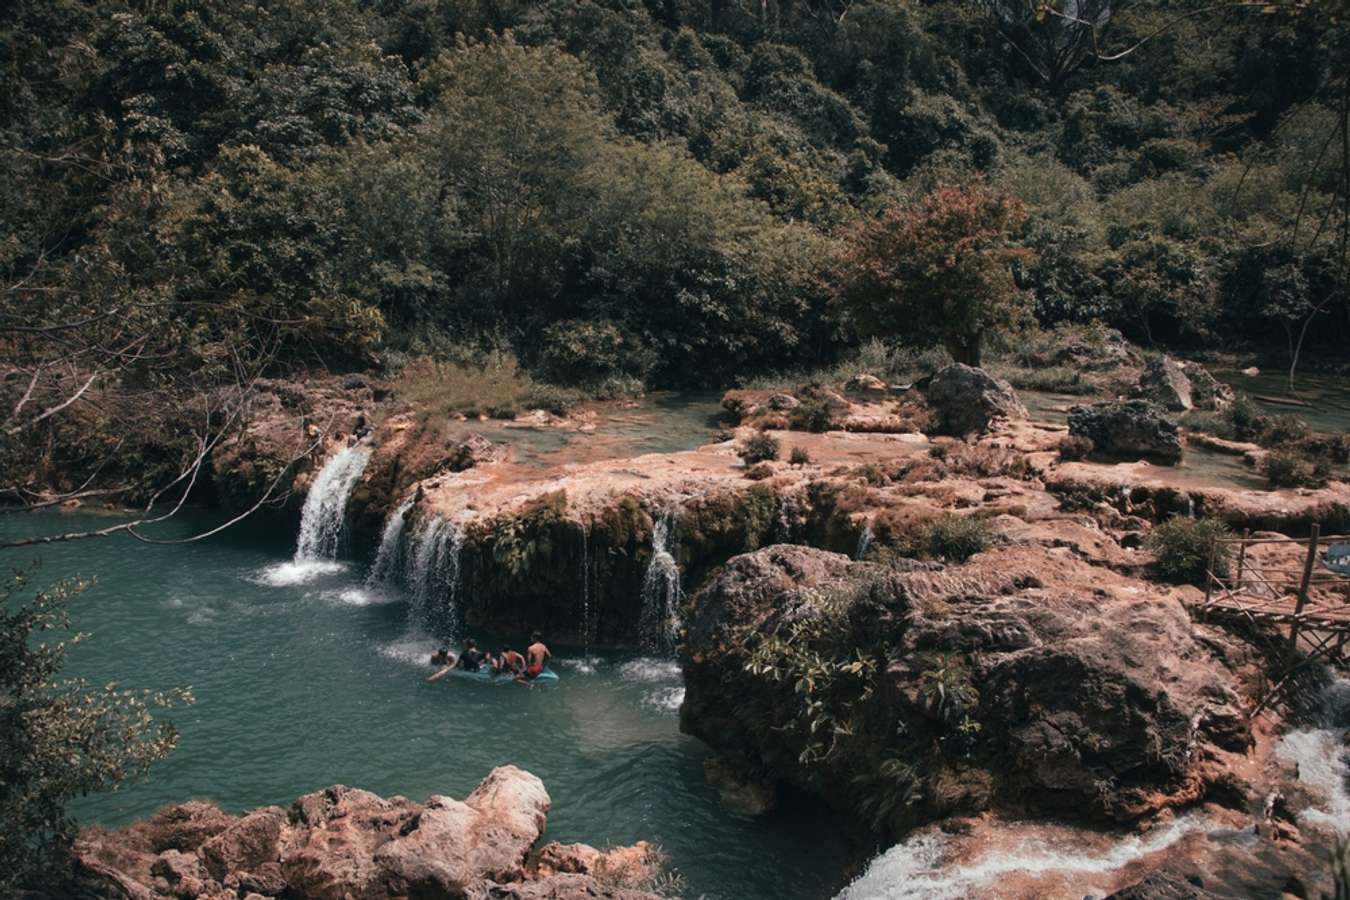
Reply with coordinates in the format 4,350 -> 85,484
829,181 -> 1033,366
1,570 -> 189,894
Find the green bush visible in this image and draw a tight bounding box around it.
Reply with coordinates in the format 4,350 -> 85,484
923,515 -> 989,562
789,446 -> 812,466
1145,517 -> 1233,585
739,432 -> 781,464
536,319 -> 655,387
789,397 -> 836,433
1261,414 -> 1311,447
1264,449 -> 1330,489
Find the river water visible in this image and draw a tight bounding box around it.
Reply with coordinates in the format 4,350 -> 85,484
2,508 -> 848,900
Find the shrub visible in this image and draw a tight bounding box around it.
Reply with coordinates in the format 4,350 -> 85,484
1264,449 -> 1329,489
1145,517 -> 1232,585
1228,394 -> 1267,441
488,404 -> 518,420
1058,434 -> 1093,461
745,462 -> 776,480
789,397 -> 836,433
789,446 -> 811,465
880,513 -> 989,562
739,432 -> 780,464
522,384 -> 584,416
1261,413 -> 1310,447
923,515 -> 989,562
929,444 -> 949,462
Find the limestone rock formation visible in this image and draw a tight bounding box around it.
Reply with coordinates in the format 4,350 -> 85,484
75,768 -> 662,900
681,544 -> 1256,833
1135,358 -> 1233,413
1068,400 -> 1183,464
1137,357 -> 1195,411
449,433 -> 507,472
922,364 -> 1027,436
844,373 -> 887,393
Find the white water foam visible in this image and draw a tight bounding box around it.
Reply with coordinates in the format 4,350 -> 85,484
643,685 -> 685,714
838,814 -> 1210,900
619,657 -> 682,683
253,559 -> 347,586
294,447 -> 369,561
1276,676 -> 1350,834
558,657 -> 601,675
378,636 -> 438,667
322,585 -> 399,607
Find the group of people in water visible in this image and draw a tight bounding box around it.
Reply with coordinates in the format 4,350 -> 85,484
426,631 -> 551,684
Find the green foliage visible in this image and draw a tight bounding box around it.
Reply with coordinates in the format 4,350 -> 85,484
1145,517 -> 1234,585
921,515 -> 990,562
394,352 -> 536,435
1,571 -> 189,894
881,513 -> 989,562
739,432 -> 781,465
1264,448 -> 1330,489
743,588 -> 880,765
789,446 -> 812,466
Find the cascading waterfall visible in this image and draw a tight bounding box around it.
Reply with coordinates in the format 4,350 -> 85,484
837,814 -> 1210,900
367,497 -> 414,587
855,521 -> 874,560
405,517 -> 465,640
639,510 -> 682,655
294,447 -> 369,561
1276,675 -> 1350,834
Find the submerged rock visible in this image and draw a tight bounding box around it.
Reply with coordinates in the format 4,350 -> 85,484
923,364 -> 1027,436
1068,400 -> 1182,464
76,767 -> 662,900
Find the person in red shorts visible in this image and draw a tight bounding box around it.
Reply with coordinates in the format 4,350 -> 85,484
521,631 -> 551,683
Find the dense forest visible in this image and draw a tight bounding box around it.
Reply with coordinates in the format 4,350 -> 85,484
3,0 -> 1348,396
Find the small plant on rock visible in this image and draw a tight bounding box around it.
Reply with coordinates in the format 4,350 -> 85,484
789,446 -> 811,466
1145,516 -> 1232,585
739,432 -> 780,464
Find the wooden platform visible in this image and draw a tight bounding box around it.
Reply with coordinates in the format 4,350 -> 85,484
1189,527 -> 1350,711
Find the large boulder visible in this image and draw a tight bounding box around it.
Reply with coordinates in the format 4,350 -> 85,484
1137,357 -> 1194,411
681,544 -> 1253,833
1068,400 -> 1182,464
922,364 -> 1027,436
1135,357 -> 1234,413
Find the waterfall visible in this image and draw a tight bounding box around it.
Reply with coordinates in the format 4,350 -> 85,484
837,814 -> 1210,900
1184,493 -> 1196,518
639,510 -> 682,655
368,497 -> 414,586
855,521 -> 874,560
294,447 -> 369,561
405,517 -> 465,640
579,523 -> 592,660
1276,675 -> 1350,834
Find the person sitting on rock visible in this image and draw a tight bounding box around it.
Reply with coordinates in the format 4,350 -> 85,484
495,647 -> 526,677
522,632 -> 551,682
456,638 -> 490,673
